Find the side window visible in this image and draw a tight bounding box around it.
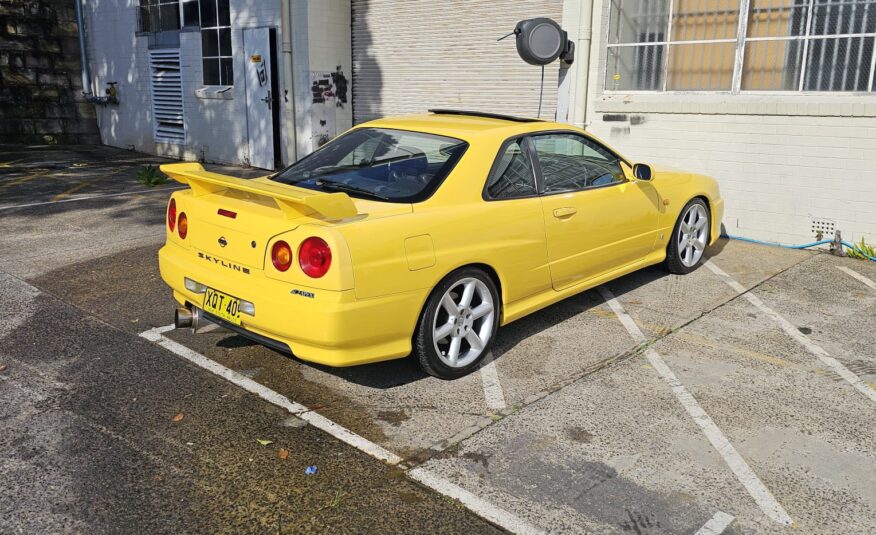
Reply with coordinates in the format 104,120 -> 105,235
485,139 -> 536,200
532,134 -> 625,193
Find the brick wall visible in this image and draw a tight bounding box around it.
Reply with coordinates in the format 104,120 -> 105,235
0,0 -> 98,144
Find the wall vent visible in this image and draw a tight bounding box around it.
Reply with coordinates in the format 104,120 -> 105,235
810,216 -> 835,239
149,50 -> 185,143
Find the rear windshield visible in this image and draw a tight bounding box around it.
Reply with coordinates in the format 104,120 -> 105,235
272,128 -> 468,203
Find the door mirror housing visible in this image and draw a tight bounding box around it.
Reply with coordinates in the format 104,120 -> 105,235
633,163 -> 653,181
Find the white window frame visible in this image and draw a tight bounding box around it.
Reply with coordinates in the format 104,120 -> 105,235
604,0 -> 876,95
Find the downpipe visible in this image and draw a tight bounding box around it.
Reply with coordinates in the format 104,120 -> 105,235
174,307 -> 229,334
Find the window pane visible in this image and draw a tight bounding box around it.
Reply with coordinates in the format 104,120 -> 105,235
533,134 -> 624,193
220,58 -> 234,86
201,29 -> 219,56
200,0 -> 217,27
217,0 -> 231,26
742,39 -> 804,90
182,0 -> 199,27
203,58 -> 220,85
803,36 -> 873,91
605,44 -> 666,90
747,0 -> 808,38
671,0 -> 740,41
485,140 -> 536,199
666,42 -> 736,90
219,28 -> 232,56
811,0 -> 876,35
158,2 -> 180,32
608,0 -> 670,44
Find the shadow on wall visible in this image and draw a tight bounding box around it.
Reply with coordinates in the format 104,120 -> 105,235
350,0 -> 381,125
89,0 -> 269,167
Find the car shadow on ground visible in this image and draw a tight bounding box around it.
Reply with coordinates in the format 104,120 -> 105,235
260,247 -> 728,390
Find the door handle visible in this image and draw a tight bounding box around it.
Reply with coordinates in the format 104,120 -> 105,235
261,90 -> 272,109
553,207 -> 577,219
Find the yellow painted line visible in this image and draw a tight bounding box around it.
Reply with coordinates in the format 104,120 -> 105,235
0,159 -> 24,168
50,182 -> 92,201
0,170 -> 50,188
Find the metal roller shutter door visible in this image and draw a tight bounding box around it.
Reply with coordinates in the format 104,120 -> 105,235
351,0 -> 564,123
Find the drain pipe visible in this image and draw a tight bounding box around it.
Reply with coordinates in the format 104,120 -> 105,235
280,0 -> 299,163
74,0 -> 118,105
570,0 -> 595,128
74,0 -> 92,97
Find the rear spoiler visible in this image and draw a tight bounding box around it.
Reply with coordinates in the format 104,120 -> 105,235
160,163 -> 358,220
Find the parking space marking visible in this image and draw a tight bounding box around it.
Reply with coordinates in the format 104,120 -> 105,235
0,187 -> 185,211
599,287 -> 793,526
139,325 -> 543,534
705,261 -> 876,404
408,467 -> 544,535
695,511 -> 735,535
479,352 -> 506,410
837,265 -> 876,291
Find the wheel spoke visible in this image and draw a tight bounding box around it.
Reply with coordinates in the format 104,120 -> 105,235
459,281 -> 476,308
685,244 -> 694,262
693,238 -> 706,252
680,222 -> 692,235
441,294 -> 460,316
434,321 -> 454,341
465,331 -> 484,351
447,336 -> 461,365
694,216 -> 707,231
471,302 -> 493,320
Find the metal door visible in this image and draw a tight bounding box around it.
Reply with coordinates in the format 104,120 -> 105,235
243,27 -> 279,170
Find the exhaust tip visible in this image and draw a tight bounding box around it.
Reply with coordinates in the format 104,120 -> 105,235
174,307 -> 193,329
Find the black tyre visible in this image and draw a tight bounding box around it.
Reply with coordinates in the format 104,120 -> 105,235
413,267 -> 500,379
665,198 -> 710,274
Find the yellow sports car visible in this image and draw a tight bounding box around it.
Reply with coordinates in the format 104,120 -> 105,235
159,110 -> 723,379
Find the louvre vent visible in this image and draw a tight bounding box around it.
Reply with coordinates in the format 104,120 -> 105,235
149,50 -> 185,143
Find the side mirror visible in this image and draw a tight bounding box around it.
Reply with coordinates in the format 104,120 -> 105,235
633,163 -> 653,181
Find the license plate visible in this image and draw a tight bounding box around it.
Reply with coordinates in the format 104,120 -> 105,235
203,287 -> 241,326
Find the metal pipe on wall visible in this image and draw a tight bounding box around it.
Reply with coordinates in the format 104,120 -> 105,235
280,0 -> 298,163
571,0 -> 595,128
74,0 -> 92,96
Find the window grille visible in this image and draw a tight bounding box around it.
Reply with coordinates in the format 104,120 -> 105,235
606,0 -> 876,92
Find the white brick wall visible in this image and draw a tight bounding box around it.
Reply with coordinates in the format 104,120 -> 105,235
581,0 -> 876,246
83,0 -> 352,168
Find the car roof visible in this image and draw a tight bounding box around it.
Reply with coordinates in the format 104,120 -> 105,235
359,111 -> 575,142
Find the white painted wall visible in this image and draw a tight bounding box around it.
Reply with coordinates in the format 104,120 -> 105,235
567,0 -> 876,245
82,0 -> 351,167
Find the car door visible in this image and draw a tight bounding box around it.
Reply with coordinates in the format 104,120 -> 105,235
480,136 -> 552,304
532,132 -> 660,291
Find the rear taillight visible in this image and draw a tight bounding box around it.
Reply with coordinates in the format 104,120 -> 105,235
167,198 -> 176,232
298,237 -> 331,278
272,240 -> 292,272
178,212 -> 188,239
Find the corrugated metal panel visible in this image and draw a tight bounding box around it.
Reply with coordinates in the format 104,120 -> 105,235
149,50 -> 186,143
351,0 -> 564,123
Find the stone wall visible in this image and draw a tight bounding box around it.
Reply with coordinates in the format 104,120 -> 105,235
0,0 -> 99,144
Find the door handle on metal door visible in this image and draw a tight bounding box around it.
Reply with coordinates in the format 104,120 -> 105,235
261,90 -> 272,109
553,207 -> 577,219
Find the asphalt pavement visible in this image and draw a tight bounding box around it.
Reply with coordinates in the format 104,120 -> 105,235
2,144 -> 875,534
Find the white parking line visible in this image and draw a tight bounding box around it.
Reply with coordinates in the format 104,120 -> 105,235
837,265 -> 876,291
139,325 -> 542,534
695,511 -> 735,535
705,261 -> 876,404
480,352 -> 507,410
598,287 -> 793,526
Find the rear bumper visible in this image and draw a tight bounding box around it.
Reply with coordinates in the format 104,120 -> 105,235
158,242 -> 426,367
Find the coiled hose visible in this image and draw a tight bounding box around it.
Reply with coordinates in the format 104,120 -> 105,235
723,234 -> 876,262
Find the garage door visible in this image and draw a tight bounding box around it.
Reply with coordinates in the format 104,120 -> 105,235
351,0 -> 564,123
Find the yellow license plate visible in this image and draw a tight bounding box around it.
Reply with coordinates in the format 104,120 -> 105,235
203,287 -> 241,326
